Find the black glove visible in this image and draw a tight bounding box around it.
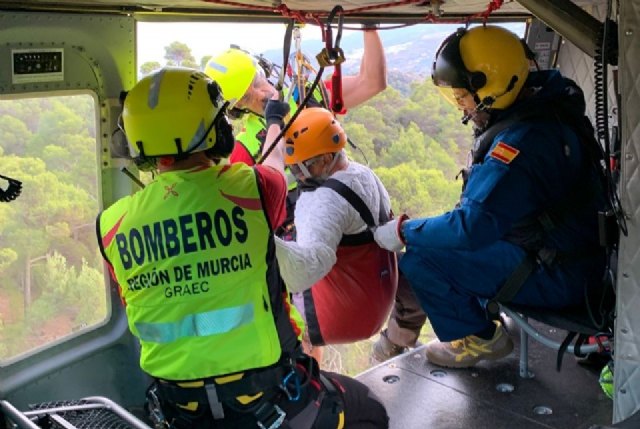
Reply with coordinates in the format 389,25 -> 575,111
264,99 -> 290,128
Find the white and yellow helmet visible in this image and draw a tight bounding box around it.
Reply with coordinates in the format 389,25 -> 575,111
204,47 -> 260,107
122,67 -> 230,158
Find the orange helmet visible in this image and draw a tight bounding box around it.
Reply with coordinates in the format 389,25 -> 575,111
284,107 -> 347,165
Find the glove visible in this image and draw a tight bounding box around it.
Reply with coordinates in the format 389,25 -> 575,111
264,99 -> 290,128
374,214 -> 408,252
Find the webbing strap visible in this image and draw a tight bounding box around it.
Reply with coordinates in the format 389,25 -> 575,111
556,331 -> 577,371
205,384 -> 225,419
278,20 -> 295,94
312,374 -> 344,429
303,288 -> 324,346
155,365 -> 288,403
321,178 -> 383,247
486,254 -> 537,318
322,179 -> 375,227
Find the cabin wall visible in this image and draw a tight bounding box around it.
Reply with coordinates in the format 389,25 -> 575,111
615,0 -> 640,423
0,11 -> 148,410
539,0 -> 640,422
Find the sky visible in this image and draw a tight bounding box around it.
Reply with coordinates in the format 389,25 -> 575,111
137,22 -> 348,67
137,21 -> 526,70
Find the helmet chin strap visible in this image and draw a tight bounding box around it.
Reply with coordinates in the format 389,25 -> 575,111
462,101 -> 489,125
319,151 -> 343,180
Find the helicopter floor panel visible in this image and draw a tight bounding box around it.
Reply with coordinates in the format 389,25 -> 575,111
357,320 -> 612,429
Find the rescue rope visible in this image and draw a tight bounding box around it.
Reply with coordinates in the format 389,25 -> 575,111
228,0 -> 506,165
257,66 -> 326,164
288,26 -> 331,109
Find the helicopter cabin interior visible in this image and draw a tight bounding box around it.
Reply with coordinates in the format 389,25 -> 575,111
0,0 -> 639,428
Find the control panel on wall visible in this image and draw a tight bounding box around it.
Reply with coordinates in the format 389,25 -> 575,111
12,48 -> 64,84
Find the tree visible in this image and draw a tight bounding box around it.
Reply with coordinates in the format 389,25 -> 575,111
28,101 -> 87,157
343,122 -> 378,167
0,94 -> 104,361
0,115 -> 32,156
374,163 -> 460,218
140,61 -> 162,76
29,253 -> 106,330
344,105 -> 397,159
164,41 -> 196,67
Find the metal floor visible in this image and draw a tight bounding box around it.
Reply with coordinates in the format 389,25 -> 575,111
358,322 -> 612,429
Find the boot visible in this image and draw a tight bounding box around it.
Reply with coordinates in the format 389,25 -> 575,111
425,321 -> 514,368
371,330 -> 408,362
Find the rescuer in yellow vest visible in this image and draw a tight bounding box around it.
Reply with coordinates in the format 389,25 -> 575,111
205,28 -> 387,238
204,29 -> 386,166
96,67 -> 389,429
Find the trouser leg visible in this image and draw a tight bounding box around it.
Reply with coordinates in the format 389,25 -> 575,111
400,240 -> 590,342
385,269 -> 427,347
322,371 -> 389,429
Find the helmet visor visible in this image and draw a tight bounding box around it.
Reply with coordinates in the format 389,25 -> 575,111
436,87 -> 476,110
431,28 -> 471,90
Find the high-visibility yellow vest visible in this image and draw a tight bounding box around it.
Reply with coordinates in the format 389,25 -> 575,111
236,87 -> 325,191
98,163 -> 297,380
236,113 -> 265,161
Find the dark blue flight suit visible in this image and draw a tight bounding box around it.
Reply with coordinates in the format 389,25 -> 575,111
399,70 -> 607,341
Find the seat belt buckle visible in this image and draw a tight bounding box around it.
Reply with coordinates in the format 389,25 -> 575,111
280,368 -> 301,401
255,403 -> 286,429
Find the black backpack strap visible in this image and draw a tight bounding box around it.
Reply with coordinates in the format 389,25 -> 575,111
321,178 -> 389,247
486,253 -> 537,319
322,178 -> 376,228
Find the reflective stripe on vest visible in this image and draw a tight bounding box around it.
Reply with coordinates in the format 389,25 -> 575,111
135,303 -> 254,343
99,163 -> 282,380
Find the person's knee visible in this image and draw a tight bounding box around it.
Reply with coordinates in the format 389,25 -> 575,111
323,372 -> 389,428
362,390 -> 390,428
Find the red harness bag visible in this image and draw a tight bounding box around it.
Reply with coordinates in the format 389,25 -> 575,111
297,178 -> 399,345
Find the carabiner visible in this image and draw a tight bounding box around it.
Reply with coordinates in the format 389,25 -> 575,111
280,368 -> 301,401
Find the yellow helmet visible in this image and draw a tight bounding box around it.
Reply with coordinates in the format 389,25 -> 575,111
431,25 -> 529,110
284,107 -> 346,165
204,47 -> 259,107
122,67 -> 231,158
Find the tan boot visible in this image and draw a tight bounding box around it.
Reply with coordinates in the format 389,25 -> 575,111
425,321 -> 514,368
371,330 -> 408,362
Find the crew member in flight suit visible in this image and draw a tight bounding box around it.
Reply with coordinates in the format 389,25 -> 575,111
374,25 -> 607,368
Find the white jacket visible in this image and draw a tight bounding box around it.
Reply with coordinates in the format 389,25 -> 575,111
275,161 -> 391,293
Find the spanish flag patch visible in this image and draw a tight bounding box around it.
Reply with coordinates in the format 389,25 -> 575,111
490,142 -> 520,164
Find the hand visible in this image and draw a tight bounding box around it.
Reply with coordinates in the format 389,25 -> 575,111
361,22 -> 379,31
264,99 -> 290,128
374,215 -> 408,252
